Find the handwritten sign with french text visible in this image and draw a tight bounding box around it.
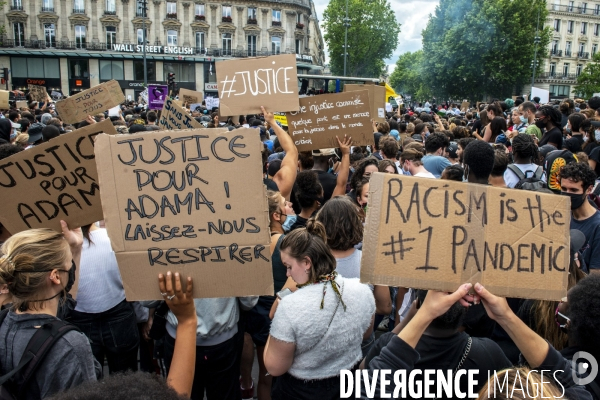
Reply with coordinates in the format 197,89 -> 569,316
56,80 -> 125,124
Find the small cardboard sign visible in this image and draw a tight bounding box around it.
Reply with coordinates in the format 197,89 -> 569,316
56,80 -> 125,124
344,84 -> 386,123
16,101 -> 28,109
205,96 -> 220,110
148,84 -> 169,110
0,119 -> 118,234
460,101 -> 470,111
361,173 -> 571,301
94,128 -> 274,300
158,98 -> 203,130
285,90 -> 373,152
0,91 -> 9,109
179,88 -> 203,105
28,84 -> 48,102
216,54 -> 299,116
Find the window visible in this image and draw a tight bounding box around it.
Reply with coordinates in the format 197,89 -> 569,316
69,59 -> 89,78
99,60 -> 124,80
43,0 -> 54,10
75,25 -> 86,48
297,13 -> 302,24
166,2 -> 176,14
248,35 -> 257,56
568,1 -> 574,11
550,62 -> 556,76
568,20 -> 574,33
11,58 -> 59,78
195,32 -> 205,53
163,62 -> 194,82
295,39 -> 301,54
167,30 -> 177,45
106,26 -> 116,49
12,0 -> 22,8
272,36 -> 281,54
222,33 -> 232,55
554,19 -> 561,31
133,60 -> 156,81
272,10 -> 281,21
566,41 -> 572,54
13,22 -> 24,47
563,63 -> 570,75
137,28 -> 147,45
579,42 -> 585,53
550,85 -> 570,96
595,23 -> 599,36
106,0 -> 115,12
552,40 -> 559,53
596,4 -> 600,14
195,3 -> 204,16
222,5 -> 231,17
581,22 -> 587,34
593,43 -> 598,55
577,63 -> 583,75
248,7 -> 256,19
582,2 -> 587,13
44,23 -> 55,47
74,0 -> 84,12
136,0 -> 147,17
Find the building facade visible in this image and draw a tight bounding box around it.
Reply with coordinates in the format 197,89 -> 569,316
534,0 -> 600,100
0,0 -> 326,100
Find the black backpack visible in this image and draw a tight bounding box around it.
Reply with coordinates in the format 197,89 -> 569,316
507,164 -> 548,191
0,309 -> 80,399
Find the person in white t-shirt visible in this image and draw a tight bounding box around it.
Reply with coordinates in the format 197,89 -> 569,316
504,133 -> 545,188
399,148 -> 436,179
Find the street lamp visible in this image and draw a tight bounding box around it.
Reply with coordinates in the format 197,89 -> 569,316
142,0 -> 148,88
343,0 -> 350,77
530,6 -> 541,95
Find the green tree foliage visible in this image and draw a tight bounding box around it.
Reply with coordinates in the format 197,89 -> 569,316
389,50 -> 432,101
574,52 -> 600,98
323,0 -> 401,78
420,0 -> 550,100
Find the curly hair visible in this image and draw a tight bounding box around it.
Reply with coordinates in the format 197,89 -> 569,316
512,133 -> 539,162
294,170 -> 323,209
350,157 -> 379,190
559,162 -> 597,190
315,197 -> 363,250
538,105 -> 563,127
568,275 -> 600,359
424,133 -> 450,154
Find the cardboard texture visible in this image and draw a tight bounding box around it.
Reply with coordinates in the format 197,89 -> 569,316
0,91 -> 9,109
158,98 -> 203,130
460,101 -> 470,111
56,80 -> 125,124
216,54 -> 299,116
16,101 -> 28,109
343,84 -> 386,122
285,90 -> 374,152
28,84 -> 48,102
148,85 -> 169,110
179,88 -> 203,105
94,128 -> 273,300
361,173 -> 571,301
0,119 -> 118,234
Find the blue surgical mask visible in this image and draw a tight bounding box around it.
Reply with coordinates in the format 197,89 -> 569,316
10,132 -> 16,140
282,214 -> 297,232
519,116 -> 527,124
596,130 -> 600,141
566,126 -> 572,134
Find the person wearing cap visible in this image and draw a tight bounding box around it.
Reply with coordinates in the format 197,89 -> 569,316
311,148 -> 338,202
560,162 -> 600,274
445,141 -> 459,165
26,121 -> 45,148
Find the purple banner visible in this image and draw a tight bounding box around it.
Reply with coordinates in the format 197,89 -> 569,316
148,85 -> 169,110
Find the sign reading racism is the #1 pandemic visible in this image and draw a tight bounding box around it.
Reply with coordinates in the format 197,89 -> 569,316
361,173 -> 571,301
216,54 -> 299,116
94,128 -> 274,300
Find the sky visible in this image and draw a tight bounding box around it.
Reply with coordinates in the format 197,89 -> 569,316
311,0 -> 440,75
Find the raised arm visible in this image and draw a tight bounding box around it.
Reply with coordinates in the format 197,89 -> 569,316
331,135 -> 352,198
263,106 -> 298,200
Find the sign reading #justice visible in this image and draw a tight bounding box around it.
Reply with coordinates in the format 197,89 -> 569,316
285,90 -> 373,151
361,173 -> 571,301
95,128 -> 273,300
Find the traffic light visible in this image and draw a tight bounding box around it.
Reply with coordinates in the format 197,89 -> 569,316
168,72 -> 175,86
0,68 -> 8,87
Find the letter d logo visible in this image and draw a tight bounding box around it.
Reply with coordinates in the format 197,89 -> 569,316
571,351 -> 598,386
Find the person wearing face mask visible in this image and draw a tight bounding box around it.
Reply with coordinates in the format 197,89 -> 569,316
0,221 -> 101,398
560,162 -> 600,273
582,119 -> 600,156
399,148 -> 435,178
535,105 -> 564,148
565,113 -> 587,153
518,101 -> 542,140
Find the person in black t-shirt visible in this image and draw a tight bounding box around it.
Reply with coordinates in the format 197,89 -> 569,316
536,105 -> 564,148
565,113 -> 587,154
311,148 -> 338,202
289,170 -> 323,231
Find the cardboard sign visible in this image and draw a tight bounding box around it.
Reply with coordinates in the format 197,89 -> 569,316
216,54 -> 299,116
361,173 -> 570,301
56,80 -> 125,124
0,119 -> 118,234
460,101 -> 470,111
94,128 -> 274,300
285,90 -> 373,152
148,84 -> 169,110
274,112 -> 288,127
0,91 -> 9,109
205,96 -> 220,110
344,84 -> 386,123
190,103 -> 203,112
16,101 -> 28,109
179,88 -> 203,105
28,84 -> 48,102
158,98 -> 203,130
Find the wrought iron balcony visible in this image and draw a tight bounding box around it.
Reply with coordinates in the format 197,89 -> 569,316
73,8 -> 85,14
10,5 -> 23,11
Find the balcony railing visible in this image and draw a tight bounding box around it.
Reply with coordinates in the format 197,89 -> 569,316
165,12 -> 177,19
578,52 -> 590,59
550,49 -> 562,56
104,10 -> 117,15
552,4 -> 600,14
537,72 -> 578,80
272,20 -> 282,26
565,50 -> 572,56
136,11 -> 148,17
222,16 -> 232,23
10,5 -> 23,11
73,8 -> 85,14
195,15 -> 206,21
41,6 -> 55,12
247,18 -> 257,24
296,23 -> 304,29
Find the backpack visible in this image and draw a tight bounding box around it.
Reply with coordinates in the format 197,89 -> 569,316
0,308 -> 80,399
507,164 -> 547,191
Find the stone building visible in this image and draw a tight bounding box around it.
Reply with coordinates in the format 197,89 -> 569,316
0,0 -> 326,99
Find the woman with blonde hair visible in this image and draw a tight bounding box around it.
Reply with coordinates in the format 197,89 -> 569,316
400,148 -> 435,178
0,221 -> 100,398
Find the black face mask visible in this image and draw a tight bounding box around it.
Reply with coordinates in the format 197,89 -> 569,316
535,118 -> 546,129
562,191 -> 586,210
65,261 -> 76,293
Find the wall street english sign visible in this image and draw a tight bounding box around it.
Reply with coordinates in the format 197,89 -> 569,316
111,44 -> 195,55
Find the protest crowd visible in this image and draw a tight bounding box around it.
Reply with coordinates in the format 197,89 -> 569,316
1,73 -> 600,400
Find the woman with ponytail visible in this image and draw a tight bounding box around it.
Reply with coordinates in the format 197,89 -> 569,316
264,219 -> 375,399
